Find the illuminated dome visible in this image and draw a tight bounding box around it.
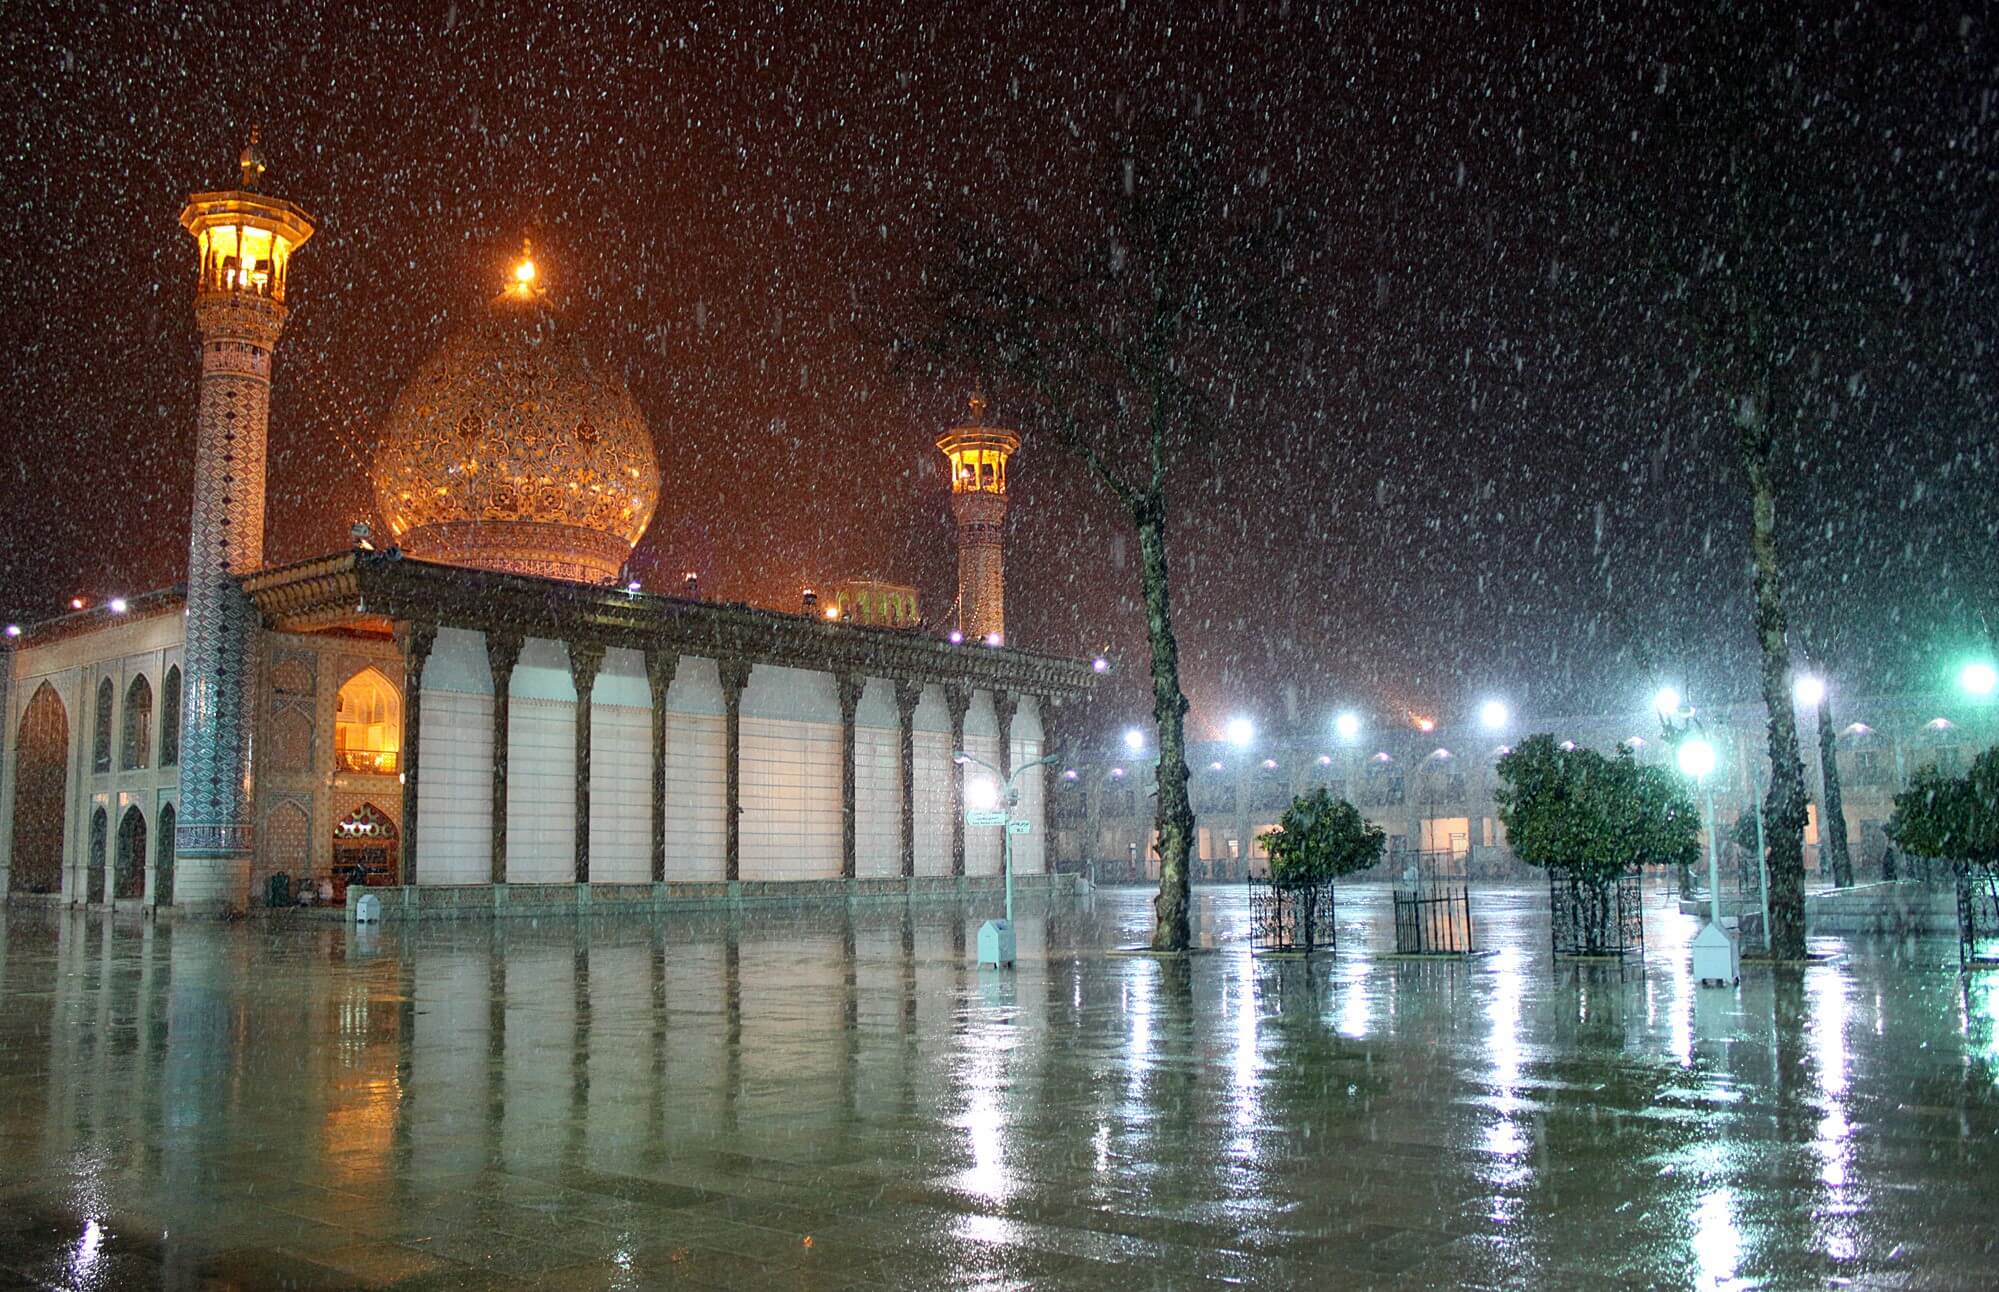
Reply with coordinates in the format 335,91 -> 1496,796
372,263 -> 659,583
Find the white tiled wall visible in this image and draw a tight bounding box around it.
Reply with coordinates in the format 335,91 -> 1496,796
740,715 -> 842,880
590,702 -> 651,882
663,711 -> 725,879
1009,737 -> 1046,874
855,678 -> 901,877
507,697 -> 575,883
416,690 -> 493,884
913,729 -> 952,875
962,730 -> 1004,876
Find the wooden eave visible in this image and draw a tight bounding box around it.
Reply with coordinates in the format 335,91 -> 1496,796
241,551 -> 1097,700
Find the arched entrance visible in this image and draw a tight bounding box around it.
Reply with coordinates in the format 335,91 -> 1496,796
86,807 -> 107,904
115,807 -> 147,900
332,803 -> 399,898
9,682 -> 68,894
155,803 -> 176,906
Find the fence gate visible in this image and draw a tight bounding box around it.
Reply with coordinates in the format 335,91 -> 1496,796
1393,850 -> 1476,954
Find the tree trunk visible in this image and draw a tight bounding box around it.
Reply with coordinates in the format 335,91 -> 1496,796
1738,386 -> 1811,959
1815,688 -> 1852,887
1136,500 -> 1197,953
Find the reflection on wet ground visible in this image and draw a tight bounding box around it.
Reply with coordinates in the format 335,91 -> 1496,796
0,883 -> 1995,1290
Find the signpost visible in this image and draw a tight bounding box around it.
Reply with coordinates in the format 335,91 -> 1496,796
956,747 -> 1063,970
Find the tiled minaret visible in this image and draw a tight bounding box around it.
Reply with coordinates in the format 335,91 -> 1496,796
173,133 -> 314,907
936,396 -> 1020,645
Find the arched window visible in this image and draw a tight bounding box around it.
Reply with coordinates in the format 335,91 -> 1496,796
334,668 -> 402,774
156,803 -> 177,906
10,682 -> 69,895
121,675 -> 153,770
161,666 -> 182,767
115,806 -> 147,899
92,678 -> 114,773
87,806 -> 108,903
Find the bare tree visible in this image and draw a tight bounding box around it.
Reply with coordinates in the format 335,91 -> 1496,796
892,142 -> 1305,951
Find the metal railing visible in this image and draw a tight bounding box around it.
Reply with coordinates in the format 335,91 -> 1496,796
334,747 -> 400,775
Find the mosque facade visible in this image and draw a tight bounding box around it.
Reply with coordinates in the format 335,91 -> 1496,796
0,143 -> 1091,915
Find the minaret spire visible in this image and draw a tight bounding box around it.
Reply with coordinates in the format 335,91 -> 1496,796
173,136 -> 314,908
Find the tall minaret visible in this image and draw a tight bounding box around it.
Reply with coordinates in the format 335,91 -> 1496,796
936,396 -> 1020,645
173,132 -> 314,908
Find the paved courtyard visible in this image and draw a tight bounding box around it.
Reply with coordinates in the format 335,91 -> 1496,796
0,884 -> 1994,1290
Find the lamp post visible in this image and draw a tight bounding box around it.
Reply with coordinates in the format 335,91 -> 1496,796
1678,734 -> 1739,987
956,746 -> 1062,968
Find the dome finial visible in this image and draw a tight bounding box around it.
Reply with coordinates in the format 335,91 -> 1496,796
967,391 -> 987,424
512,237 -> 538,293
238,124 -> 267,190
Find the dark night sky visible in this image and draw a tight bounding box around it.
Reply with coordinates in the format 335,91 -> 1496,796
1,1 -> 1991,742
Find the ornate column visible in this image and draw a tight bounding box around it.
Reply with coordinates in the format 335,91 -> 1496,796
894,681 -> 922,878
568,642 -> 605,885
945,684 -> 972,878
485,632 -> 523,886
645,649 -> 678,883
719,659 -> 752,882
837,673 -> 864,880
994,690 -> 1018,779
396,622 -> 436,886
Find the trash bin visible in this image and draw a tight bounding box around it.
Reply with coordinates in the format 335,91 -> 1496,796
355,892 -> 382,924
266,872 -> 292,907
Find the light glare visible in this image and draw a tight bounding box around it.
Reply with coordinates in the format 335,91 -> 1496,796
1334,711 -> 1361,741
1677,738 -> 1717,779
1478,700 -> 1509,731
1961,661 -> 1998,698
1792,674 -> 1826,708
1225,716 -> 1254,749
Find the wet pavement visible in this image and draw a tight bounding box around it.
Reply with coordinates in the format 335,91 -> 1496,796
0,884 -> 1994,1291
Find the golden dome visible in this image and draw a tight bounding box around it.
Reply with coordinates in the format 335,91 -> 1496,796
372,283 -> 660,584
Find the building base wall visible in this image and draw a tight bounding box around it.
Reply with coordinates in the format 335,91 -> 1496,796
169,855 -> 252,912
265,873 -> 1093,923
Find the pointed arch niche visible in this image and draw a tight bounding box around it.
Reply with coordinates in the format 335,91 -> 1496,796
334,668 -> 402,775
9,683 -> 69,894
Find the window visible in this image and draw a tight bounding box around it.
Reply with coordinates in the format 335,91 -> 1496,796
333,668 -> 402,774
92,678 -> 113,773
161,667 -> 182,767
121,675 -> 153,771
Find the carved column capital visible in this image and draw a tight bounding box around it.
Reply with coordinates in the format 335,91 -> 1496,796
568,640 -> 606,695
893,679 -> 924,723
718,657 -> 753,700
486,631 -> 524,681
836,671 -> 865,722
644,647 -> 679,701
397,620 -> 438,675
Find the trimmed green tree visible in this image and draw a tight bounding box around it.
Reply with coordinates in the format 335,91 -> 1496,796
1495,734 -> 1702,954
1257,789 -> 1385,954
1888,746 -> 1999,873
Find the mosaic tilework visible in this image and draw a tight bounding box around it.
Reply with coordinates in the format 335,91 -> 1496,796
173,294 -> 287,902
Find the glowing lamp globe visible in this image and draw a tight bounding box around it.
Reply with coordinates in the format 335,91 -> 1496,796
1961,661 -> 1998,698
966,778 -> 999,812
1478,700 -> 1509,731
1224,717 -> 1255,749
1334,711 -> 1361,742
1792,674 -> 1826,708
1123,728 -> 1145,754
1677,738 -> 1717,780
1653,686 -> 1682,716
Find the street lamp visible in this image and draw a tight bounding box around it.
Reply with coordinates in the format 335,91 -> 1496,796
1653,685 -> 1683,717
1225,716 -> 1255,750
1677,735 -> 1738,987
1478,699 -> 1509,731
1961,660 -> 1998,699
1123,727 -> 1146,755
1334,711 -> 1361,742
955,746 -> 1062,969
1792,674 -> 1826,708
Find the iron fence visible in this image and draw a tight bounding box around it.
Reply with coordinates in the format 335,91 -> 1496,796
1549,866 -> 1645,959
1957,865 -> 1999,970
1247,874 -> 1337,954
